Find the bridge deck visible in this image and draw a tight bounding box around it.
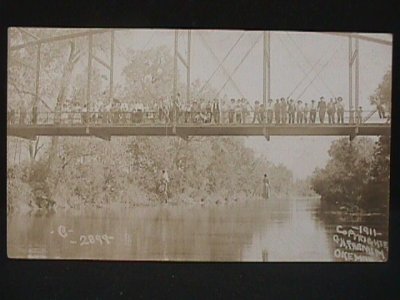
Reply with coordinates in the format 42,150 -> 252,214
7,123 -> 391,140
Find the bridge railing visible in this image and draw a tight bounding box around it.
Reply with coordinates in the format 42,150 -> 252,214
6,109 -> 390,127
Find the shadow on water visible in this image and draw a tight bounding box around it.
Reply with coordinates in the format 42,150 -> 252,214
7,196 -> 389,262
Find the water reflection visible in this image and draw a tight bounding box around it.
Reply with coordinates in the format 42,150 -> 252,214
7,197 -> 388,261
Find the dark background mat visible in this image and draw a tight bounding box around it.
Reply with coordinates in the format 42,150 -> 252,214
1,1 -> 399,298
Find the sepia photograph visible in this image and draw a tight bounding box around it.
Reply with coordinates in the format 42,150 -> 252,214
7,28 -> 391,262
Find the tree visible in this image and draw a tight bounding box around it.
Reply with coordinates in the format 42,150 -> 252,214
370,69 -> 391,111
362,135 -> 390,210
311,137 -> 375,210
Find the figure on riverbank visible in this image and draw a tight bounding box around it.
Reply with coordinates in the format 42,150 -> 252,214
263,173 -> 270,200
161,169 -> 170,203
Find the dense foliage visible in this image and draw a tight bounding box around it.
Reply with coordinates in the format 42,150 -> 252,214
311,136 -> 389,212
370,69 -> 391,110
7,135 -> 299,211
7,29 -> 298,212
311,68 -> 391,213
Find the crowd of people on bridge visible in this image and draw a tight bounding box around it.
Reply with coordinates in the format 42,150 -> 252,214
8,93 -> 390,126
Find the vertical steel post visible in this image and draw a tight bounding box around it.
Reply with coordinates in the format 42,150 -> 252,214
173,30 -> 178,102
348,36 -> 354,124
110,30 -> 115,101
172,30 -> 179,128
87,34 -> 93,110
7,29 -> 10,128
186,30 -> 191,104
263,31 -> 271,107
35,43 -> 41,108
355,37 -> 359,112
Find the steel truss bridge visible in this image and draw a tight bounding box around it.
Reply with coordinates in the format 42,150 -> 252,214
7,29 -> 392,141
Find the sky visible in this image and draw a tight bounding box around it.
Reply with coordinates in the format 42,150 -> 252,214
9,29 -> 392,179
112,29 -> 392,179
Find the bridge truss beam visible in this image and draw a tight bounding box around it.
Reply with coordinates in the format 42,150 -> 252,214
7,124 -> 390,141
263,31 -> 271,108
348,36 -> 360,124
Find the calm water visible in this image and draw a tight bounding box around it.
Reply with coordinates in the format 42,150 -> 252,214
7,197 -> 388,262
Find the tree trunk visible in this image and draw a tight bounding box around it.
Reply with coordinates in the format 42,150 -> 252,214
38,41 -> 80,206
47,41 -> 80,172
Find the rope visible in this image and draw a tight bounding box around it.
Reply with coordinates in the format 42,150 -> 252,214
197,32 -> 246,98
296,41 -> 345,100
214,33 -> 262,98
286,33 -> 336,97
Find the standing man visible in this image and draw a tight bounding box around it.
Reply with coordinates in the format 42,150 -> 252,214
303,102 -> 310,124
266,99 -> 274,124
310,100 -> 317,124
228,99 -> 235,124
191,100 -> 198,123
263,173 -> 270,200
161,169 -> 170,203
288,99 -> 296,124
259,102 -> 266,123
274,99 -> 281,124
327,98 -> 336,124
336,97 -> 345,124
205,100 -> 212,123
375,96 -> 386,119
252,101 -> 261,124
212,98 -> 220,124
296,100 -> 304,124
318,97 -> 327,124
184,101 -> 191,123
220,99 -> 227,124
235,98 -> 242,124
355,106 -> 363,124
280,98 -> 288,124
241,98 -> 250,124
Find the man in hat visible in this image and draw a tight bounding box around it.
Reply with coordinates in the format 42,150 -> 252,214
310,100 -> 317,124
274,99 -> 281,124
191,100 -> 199,123
220,99 -> 227,124
288,99 -> 295,124
303,102 -> 310,124
241,98 -> 250,124
375,96 -> 386,119
235,98 -> 242,123
212,98 -> 220,124
161,169 -> 170,202
280,98 -> 288,124
228,99 -> 235,124
263,173 -> 270,200
252,100 -> 262,124
336,97 -> 345,124
296,100 -> 304,124
205,100 -> 212,123
327,98 -> 336,124
266,99 -> 274,124
317,97 -> 327,124
355,106 -> 363,124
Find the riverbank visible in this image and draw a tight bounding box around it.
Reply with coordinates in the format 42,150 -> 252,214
7,193 -> 316,216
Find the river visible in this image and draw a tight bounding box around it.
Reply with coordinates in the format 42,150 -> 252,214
7,197 -> 388,262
